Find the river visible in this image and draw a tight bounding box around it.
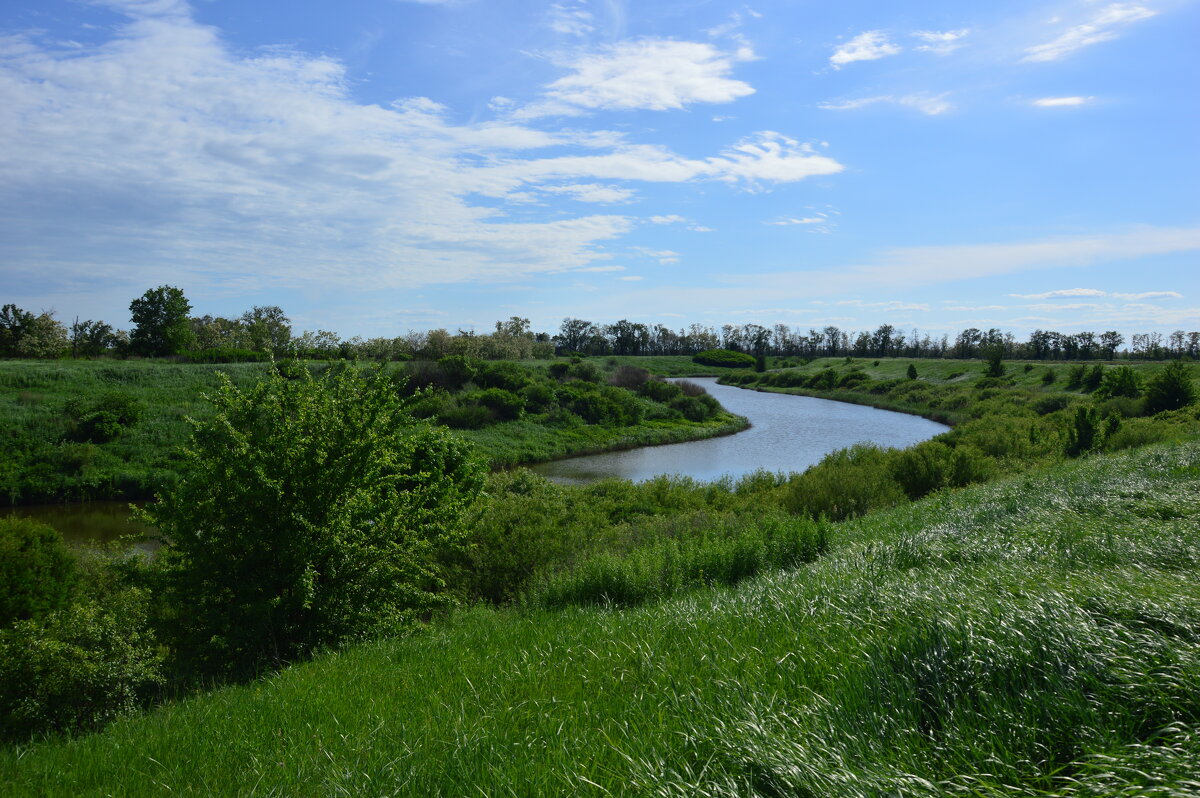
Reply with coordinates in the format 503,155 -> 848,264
530,378 -> 950,484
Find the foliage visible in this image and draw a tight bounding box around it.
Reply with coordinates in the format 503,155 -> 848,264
179,347 -> 269,363
1094,364 -> 1142,400
146,364 -> 485,679
906,363 -> 918,380
129,285 -> 194,357
0,518 -> 77,628
1065,405 -> 1120,457
0,305 -> 68,359
0,586 -> 163,742
1144,360 -> 1197,414
784,444 -> 907,521
62,391 -> 144,443
692,348 -> 756,368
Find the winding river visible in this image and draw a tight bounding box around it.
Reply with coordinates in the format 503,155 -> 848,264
531,378 -> 951,485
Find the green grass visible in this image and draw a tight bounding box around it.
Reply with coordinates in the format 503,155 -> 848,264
4,440 -> 1198,796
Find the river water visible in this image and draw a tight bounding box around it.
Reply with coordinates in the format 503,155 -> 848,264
530,378 -> 950,485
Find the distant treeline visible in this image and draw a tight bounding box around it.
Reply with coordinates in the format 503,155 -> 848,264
3,286 -> 1198,362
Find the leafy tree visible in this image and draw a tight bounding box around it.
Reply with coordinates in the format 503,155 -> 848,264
1143,361 -> 1197,414
1095,365 -> 1141,400
0,518 -> 77,628
1064,406 -> 1120,457
906,363 -> 918,380
70,319 -> 117,358
1,305 -> 68,358
982,344 -> 1006,378
0,304 -> 34,357
129,285 -> 194,356
146,365 -> 484,679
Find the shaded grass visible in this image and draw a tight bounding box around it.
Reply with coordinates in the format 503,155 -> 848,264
3,440 -> 1198,796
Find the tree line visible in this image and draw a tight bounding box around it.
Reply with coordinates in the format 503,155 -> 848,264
2,285 -> 1198,362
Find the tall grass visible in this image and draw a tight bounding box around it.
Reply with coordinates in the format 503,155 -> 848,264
3,440 -> 1197,796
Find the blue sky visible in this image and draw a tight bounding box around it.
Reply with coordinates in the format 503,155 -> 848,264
2,0 -> 1197,339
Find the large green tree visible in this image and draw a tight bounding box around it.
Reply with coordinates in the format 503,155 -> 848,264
146,365 -> 484,679
129,285 -> 193,356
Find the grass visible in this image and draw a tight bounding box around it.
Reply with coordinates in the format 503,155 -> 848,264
3,439 -> 1198,796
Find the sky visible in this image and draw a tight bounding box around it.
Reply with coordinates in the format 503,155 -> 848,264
1,0 -> 1197,339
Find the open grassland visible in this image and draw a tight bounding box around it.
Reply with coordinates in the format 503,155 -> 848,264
4,440 -> 1198,797
0,357 -> 742,503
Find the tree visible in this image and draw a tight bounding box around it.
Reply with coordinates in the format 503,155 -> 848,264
240,305 -> 291,355
146,365 -> 484,679
0,304 -> 34,357
129,285 -> 193,356
70,319 -> 117,358
1144,361 -> 1197,414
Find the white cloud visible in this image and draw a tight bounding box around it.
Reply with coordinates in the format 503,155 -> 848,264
911,28 -> 970,54
650,214 -> 688,224
548,2 -> 594,37
540,184 -> 636,203
1010,288 -> 1183,300
0,7 -> 839,295
819,93 -> 953,116
769,216 -> 827,226
830,31 -> 902,69
632,247 -> 680,264
1023,3 -> 1158,62
1032,96 -> 1093,107
618,275 -> 644,281
526,38 -> 755,115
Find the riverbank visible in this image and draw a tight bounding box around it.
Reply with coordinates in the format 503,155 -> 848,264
0,358 -> 743,504
6,438 -> 1198,796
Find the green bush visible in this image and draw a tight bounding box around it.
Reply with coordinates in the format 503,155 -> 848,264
437,355 -> 481,391
475,362 -> 530,393
0,589 -> 163,741
470,388 -> 524,421
692,349 -> 756,369
784,444 -> 906,521
0,518 -> 77,628
519,381 -> 556,411
63,391 -> 144,443
437,401 -> 493,429
807,368 -> 838,391
889,441 -> 954,499
1095,365 -> 1141,399
639,379 -> 684,403
179,348 -> 269,364
146,365 -> 485,680
1144,361 -> 1197,414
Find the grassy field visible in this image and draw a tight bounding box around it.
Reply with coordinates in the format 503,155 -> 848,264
3,439 -> 1197,796
0,357 -> 743,504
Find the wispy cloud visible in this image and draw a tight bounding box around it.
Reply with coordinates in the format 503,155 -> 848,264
769,216 -> 827,226
830,31 -> 902,69
547,2 -> 594,37
1023,3 -> 1158,62
911,28 -> 971,54
540,184 -> 636,203
819,93 -> 953,116
650,214 -> 687,224
1032,96 -> 1093,107
520,38 -> 755,116
1010,288 -> 1183,300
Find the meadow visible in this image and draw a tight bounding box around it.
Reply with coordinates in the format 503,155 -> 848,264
2,439 -> 1197,796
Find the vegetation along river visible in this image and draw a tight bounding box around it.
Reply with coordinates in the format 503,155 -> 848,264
9,378 -> 949,543
531,377 -> 951,485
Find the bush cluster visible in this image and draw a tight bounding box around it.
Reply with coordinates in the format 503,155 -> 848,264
692,349 -> 756,368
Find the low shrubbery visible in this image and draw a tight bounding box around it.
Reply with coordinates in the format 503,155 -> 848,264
692,348 -> 756,368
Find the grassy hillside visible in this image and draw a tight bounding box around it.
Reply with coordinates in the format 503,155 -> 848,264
4,439 -> 1197,796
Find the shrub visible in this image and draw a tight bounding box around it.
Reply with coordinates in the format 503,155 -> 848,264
1041,369 -> 1057,385
639,379 -> 684,403
784,444 -> 906,521
437,355 -> 481,391
0,518 -> 77,628
568,362 -> 602,383
519,381 -> 556,411
547,362 -> 570,381
475,361 -> 530,392
692,349 -> 756,369
437,402 -> 493,429
179,348 -> 268,364
1095,365 -> 1141,400
146,365 -> 485,679
806,368 -> 838,391
1065,365 -> 1086,389
1144,361 -> 1197,414
889,441 -> 954,499
840,370 -> 869,389
609,365 -> 651,389
470,388 -> 524,421
906,363 -> 918,380
677,380 -> 708,397
1064,405 -> 1120,457
1033,395 -> 1074,416
0,589 -> 163,741
63,392 -> 144,443
1083,364 -> 1105,392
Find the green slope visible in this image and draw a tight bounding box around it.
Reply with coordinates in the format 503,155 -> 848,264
4,440 -> 1198,796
